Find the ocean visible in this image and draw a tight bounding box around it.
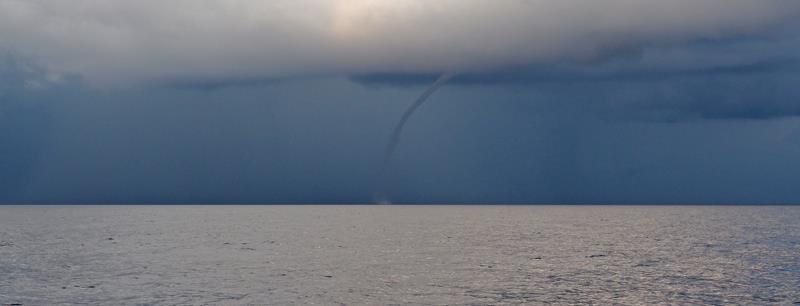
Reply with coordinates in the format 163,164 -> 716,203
1,205 -> 798,305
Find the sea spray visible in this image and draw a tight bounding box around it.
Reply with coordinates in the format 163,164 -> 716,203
375,73 -> 454,204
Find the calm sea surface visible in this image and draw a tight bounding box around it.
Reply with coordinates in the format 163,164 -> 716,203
1,205 -> 798,305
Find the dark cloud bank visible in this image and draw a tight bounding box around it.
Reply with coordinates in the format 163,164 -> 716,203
2,1 -> 800,204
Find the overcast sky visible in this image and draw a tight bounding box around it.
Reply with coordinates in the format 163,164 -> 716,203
2,0 -> 800,204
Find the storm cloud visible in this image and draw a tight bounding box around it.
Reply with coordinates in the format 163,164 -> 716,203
2,0 -> 799,86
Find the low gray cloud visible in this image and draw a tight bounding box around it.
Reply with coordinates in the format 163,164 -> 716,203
350,34 -> 800,120
350,59 -> 796,86
159,76 -> 284,91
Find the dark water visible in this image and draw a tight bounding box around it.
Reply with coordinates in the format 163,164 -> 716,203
1,206 -> 798,305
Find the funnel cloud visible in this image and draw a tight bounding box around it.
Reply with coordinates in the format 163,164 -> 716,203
376,73 -> 453,203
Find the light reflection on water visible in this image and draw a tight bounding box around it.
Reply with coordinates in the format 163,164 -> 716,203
1,205 -> 798,305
